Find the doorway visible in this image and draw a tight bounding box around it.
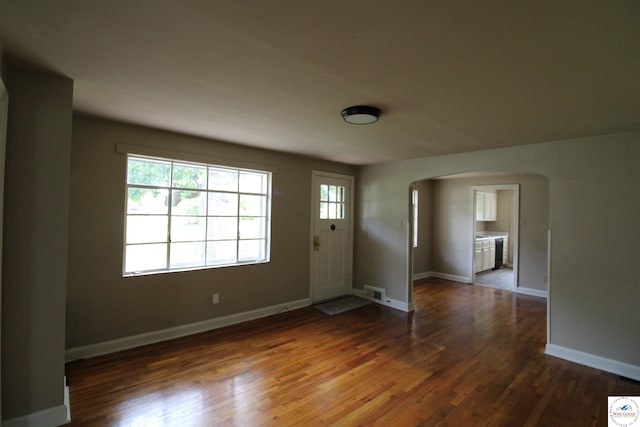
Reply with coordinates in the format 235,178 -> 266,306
310,171 -> 354,302
471,185 -> 519,291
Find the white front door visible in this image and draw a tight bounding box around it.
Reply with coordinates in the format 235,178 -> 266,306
311,172 -> 353,302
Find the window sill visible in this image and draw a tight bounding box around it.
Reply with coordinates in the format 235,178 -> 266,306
123,260 -> 270,278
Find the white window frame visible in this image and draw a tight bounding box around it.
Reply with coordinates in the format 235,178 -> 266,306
319,183 -> 346,220
123,154 -> 272,276
412,189 -> 419,248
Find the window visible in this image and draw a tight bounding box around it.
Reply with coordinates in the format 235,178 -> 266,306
319,184 -> 345,219
412,189 -> 418,248
124,155 -> 271,275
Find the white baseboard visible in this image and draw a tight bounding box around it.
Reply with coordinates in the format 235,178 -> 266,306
351,288 -> 414,312
382,297 -> 414,312
4,379 -> 70,427
515,287 -> 548,298
545,343 -> 640,381
66,298 -> 312,362
64,377 -> 70,423
412,271 -> 431,280
417,271 -> 469,284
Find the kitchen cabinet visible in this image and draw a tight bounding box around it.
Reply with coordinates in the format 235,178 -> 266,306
475,194 -> 484,221
475,191 -> 497,221
473,236 -> 509,273
474,241 -> 482,273
485,193 -> 497,221
475,238 -> 496,273
481,239 -> 495,271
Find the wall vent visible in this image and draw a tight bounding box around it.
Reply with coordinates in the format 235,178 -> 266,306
364,285 -> 385,302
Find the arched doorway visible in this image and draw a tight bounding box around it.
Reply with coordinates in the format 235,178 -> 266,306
409,172 -> 549,301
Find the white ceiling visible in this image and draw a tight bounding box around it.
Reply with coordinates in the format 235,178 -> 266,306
1,1 -> 639,165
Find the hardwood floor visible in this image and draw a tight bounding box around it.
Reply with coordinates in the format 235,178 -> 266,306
66,278 -> 640,426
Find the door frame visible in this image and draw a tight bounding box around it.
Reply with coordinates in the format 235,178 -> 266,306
470,184 -> 520,288
0,73 -> 8,422
309,171 -> 355,302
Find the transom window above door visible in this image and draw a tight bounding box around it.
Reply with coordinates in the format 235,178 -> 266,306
319,184 -> 345,219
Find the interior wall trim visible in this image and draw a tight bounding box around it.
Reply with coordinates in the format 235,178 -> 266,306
545,343 -> 640,382
515,287 -> 548,299
3,387 -> 70,427
418,271 -> 470,284
412,271 -> 431,280
66,298 -> 312,362
414,272 -> 548,299
351,288 -> 414,312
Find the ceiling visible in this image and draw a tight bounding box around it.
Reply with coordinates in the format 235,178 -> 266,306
1,1 -> 639,165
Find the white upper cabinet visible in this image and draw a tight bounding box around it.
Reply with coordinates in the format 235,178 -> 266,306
475,192 -> 484,221
475,191 -> 497,221
485,192 -> 497,221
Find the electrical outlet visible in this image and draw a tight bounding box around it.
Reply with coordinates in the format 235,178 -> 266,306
211,293 -> 219,304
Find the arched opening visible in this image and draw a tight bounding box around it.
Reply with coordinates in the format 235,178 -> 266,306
408,172 -> 550,310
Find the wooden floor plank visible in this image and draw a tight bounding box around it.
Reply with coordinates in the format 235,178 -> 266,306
66,278 -> 640,426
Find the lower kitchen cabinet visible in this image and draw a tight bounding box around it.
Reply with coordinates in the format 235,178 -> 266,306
474,236 -> 506,273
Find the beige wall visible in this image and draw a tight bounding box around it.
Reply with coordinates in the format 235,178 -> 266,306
355,132 -> 640,367
2,64 -> 72,420
66,114 -> 356,348
411,180 -> 433,275
429,174 -> 548,291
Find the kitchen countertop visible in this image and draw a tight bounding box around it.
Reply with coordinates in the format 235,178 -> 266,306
475,232 -> 509,240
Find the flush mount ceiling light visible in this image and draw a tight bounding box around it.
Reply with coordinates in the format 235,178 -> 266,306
341,105 -> 381,125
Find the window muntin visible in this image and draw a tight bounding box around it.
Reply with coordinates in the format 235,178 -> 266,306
319,184 -> 345,219
125,155 -> 271,275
